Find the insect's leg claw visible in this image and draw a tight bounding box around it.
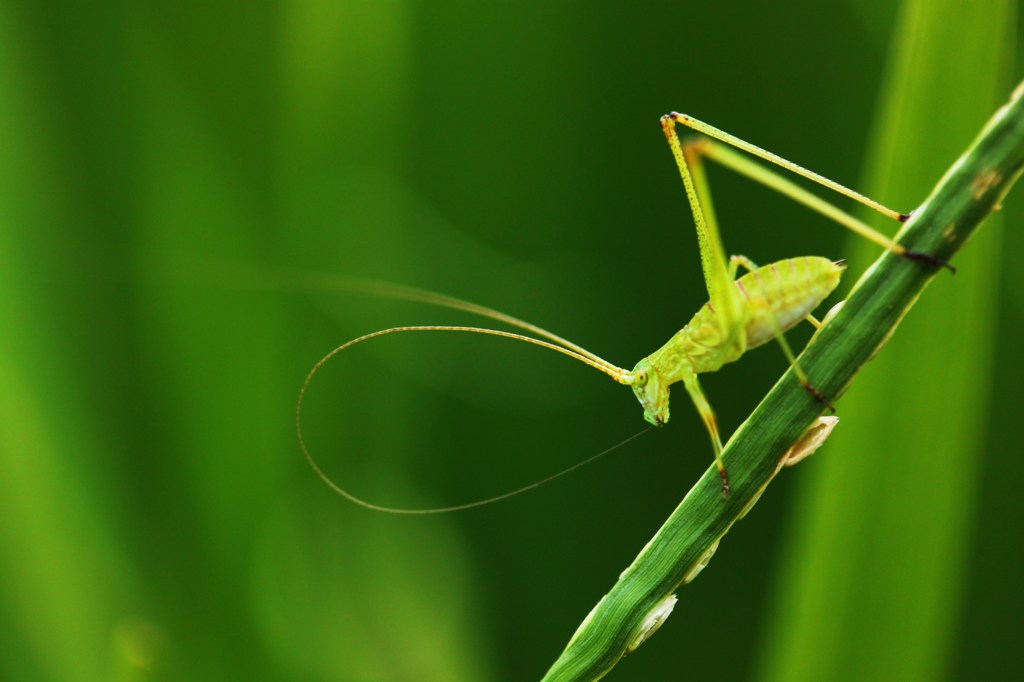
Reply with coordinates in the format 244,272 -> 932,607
718,469 -> 731,499
803,382 -> 836,413
903,249 -> 956,274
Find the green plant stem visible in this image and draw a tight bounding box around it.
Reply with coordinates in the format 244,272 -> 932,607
541,82 -> 1024,682
755,0 -> 1012,678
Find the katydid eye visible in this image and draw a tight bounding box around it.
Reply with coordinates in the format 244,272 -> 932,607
636,370 -> 648,386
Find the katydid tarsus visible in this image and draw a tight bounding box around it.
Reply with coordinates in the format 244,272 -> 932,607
298,111 -> 948,511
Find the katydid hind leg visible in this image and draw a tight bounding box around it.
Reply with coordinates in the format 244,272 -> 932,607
661,114 -> 746,338
668,114 -> 953,271
669,112 -> 907,222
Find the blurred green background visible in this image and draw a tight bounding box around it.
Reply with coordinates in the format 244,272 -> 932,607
1,1 -> 1022,680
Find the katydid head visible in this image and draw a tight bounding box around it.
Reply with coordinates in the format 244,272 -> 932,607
630,358 -> 670,427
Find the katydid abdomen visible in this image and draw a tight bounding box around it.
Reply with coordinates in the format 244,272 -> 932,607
732,256 -> 844,352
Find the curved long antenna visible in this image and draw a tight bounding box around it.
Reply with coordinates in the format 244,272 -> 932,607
296,325 -> 649,513
149,255 -> 632,378
293,273 -> 632,381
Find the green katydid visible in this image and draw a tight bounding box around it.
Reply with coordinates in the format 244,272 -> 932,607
298,111 -> 947,510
